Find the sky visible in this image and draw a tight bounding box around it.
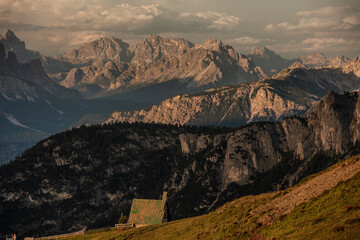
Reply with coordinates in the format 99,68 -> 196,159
0,0 -> 359,58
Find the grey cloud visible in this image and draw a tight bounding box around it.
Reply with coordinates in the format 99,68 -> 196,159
0,20 -> 46,31
267,6 -> 360,32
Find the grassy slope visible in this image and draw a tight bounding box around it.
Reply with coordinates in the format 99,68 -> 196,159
261,172 -> 360,240
66,155 -> 360,240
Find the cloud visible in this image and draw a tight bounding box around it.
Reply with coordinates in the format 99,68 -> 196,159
266,6 -> 360,31
1,1 -> 358,59
265,37 -> 360,57
300,37 -> 354,52
262,5 -> 360,58
0,1 -> 243,54
229,36 -> 261,45
1,1 -> 239,34
181,11 -> 239,30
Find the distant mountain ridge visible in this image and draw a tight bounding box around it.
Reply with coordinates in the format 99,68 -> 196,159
297,52 -> 349,67
58,35 -> 267,101
1,29 -> 353,103
248,46 -> 350,76
104,57 -> 360,127
248,46 -> 294,76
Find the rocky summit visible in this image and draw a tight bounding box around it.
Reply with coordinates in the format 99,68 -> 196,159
58,37 -> 131,64
1,90 -> 359,238
0,29 -> 42,64
247,46 -> 295,76
105,57 -> 360,127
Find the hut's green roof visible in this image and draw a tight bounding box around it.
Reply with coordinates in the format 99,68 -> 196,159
128,192 -> 167,225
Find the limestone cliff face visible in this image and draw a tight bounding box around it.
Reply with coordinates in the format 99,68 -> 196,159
1,90 -> 359,237
105,60 -> 360,127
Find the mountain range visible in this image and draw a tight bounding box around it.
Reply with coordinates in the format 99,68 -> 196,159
1,29 -> 351,102
0,29 -> 359,165
58,35 -> 267,102
1,90 -> 359,238
105,57 -> 360,126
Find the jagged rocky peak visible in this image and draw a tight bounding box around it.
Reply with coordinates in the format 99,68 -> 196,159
130,34 -> 194,64
0,29 -> 25,50
288,61 -> 307,69
60,36 -> 131,64
299,52 -> 349,67
247,46 -> 294,76
145,34 -> 163,45
196,38 -> 227,52
141,34 -> 193,50
5,29 -> 18,39
1,29 -> 18,41
0,29 -> 21,43
0,29 -> 43,63
300,52 -> 326,64
250,46 -> 274,56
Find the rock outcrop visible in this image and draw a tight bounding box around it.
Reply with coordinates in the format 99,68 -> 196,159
0,90 -> 359,238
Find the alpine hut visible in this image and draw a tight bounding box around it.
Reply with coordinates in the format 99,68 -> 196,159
128,192 -> 170,227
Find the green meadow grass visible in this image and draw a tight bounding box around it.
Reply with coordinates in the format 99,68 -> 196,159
260,172 -> 360,240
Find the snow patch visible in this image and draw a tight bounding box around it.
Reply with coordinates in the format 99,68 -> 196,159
15,93 -> 23,100
46,100 -> 64,115
1,92 -> 13,101
2,112 -> 45,133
